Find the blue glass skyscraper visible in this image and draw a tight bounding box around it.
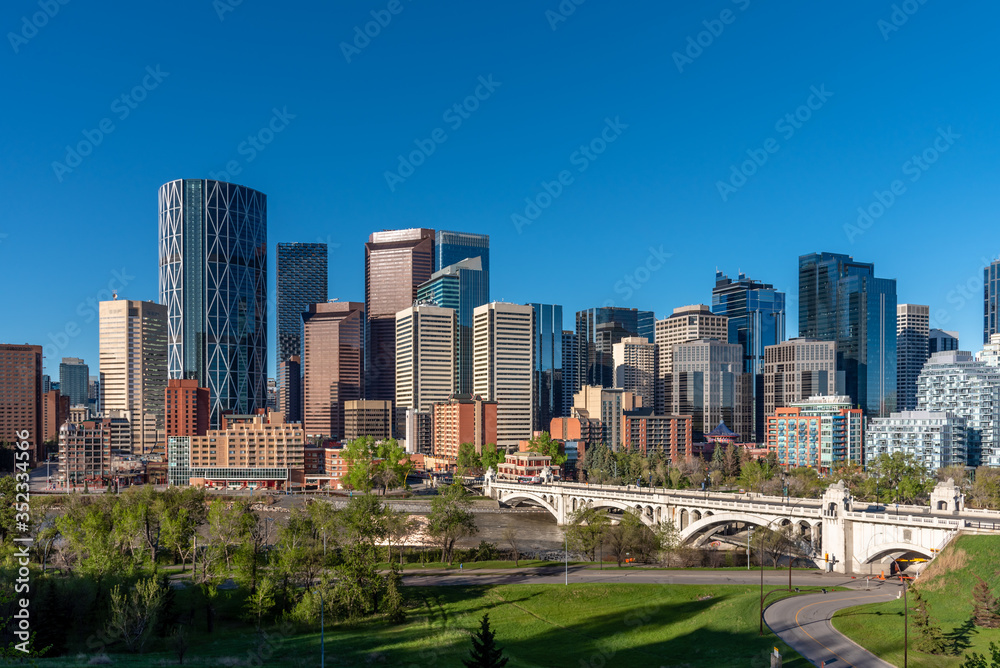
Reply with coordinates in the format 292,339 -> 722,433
529,304 -> 564,432
575,307 -> 655,388
799,252 -> 897,417
712,271 -> 786,439
276,243 -> 328,364
417,256 -> 488,394
159,179 -> 268,427
435,230 -> 490,281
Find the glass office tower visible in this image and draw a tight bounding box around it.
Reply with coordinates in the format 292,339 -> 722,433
276,243 -> 327,363
712,271 -> 786,441
798,252 -> 897,417
159,179 -> 268,427
528,304 -> 564,432
575,307 -> 655,388
417,256 -> 488,394
436,230 -> 490,278
985,260 -> 1000,344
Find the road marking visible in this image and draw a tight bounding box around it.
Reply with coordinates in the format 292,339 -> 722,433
792,594 -> 888,667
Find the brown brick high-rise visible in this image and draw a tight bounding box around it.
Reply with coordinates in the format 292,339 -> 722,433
0,344 -> 43,463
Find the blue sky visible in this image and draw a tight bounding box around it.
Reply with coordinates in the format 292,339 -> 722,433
1,0 -> 997,378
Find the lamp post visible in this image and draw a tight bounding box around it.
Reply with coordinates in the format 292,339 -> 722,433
564,530 -> 568,586
311,589 -> 325,668
759,499 -> 807,636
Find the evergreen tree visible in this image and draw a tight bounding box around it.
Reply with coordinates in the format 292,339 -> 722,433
911,588 -> 949,654
463,613 -> 509,668
973,576 -> 1000,628
960,641 -> 1000,668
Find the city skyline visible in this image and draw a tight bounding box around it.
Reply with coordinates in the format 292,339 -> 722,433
1,2 -> 996,383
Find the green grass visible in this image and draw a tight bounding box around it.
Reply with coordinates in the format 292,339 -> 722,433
388,559 -> 569,570
833,535 -> 1000,667
21,584 -> 827,667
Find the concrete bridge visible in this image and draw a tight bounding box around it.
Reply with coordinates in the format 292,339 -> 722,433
484,477 -> 1000,574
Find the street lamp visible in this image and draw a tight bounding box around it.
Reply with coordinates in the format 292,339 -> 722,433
758,499 -> 808,636
310,589 -> 325,668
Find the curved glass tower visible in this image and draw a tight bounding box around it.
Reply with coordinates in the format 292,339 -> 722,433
159,179 -> 267,427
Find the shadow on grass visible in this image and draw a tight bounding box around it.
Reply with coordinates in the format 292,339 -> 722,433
946,616 -> 978,655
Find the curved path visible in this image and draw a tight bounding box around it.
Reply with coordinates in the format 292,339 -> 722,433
764,584 -> 899,667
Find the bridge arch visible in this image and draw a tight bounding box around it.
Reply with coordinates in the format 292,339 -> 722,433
859,542 -> 935,565
498,492 -> 560,522
680,511 -> 802,544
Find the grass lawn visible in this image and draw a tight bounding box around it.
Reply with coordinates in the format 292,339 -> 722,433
386,559 -> 569,570
23,584 -> 828,667
833,535 -> 1000,668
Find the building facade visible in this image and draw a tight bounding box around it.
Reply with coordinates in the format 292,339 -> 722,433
42,390 -> 70,445
395,302 -> 457,432
711,272 -> 786,441
431,395 -> 498,458
561,330 -> 579,417
528,303 -> 564,432
343,399 -> 393,441
165,378 -> 210,437
576,307 -> 655,389
277,356 -> 301,422
0,344 -> 43,463
897,304 -> 930,412
654,305 -> 729,415
985,259 -> 1000,344
59,357 -> 89,407
612,336 -> 656,410
916,351 -> 1000,467
865,411 -> 967,472
276,243 -> 327,365
929,329 -> 959,355
668,338 -> 751,441
622,408 -> 693,461
798,252 -> 897,417
99,299 -> 168,455
364,228 -> 435,403
765,395 -> 864,471
417,257 -> 488,395
168,411 -> 304,489
763,338 -> 838,418
473,303 -> 534,447
158,179 -> 268,427
571,385 -> 641,450
302,301 -> 365,440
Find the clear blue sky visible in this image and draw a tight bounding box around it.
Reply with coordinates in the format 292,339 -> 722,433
2,0 -> 997,379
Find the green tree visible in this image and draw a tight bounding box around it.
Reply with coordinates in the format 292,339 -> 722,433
243,575 -> 276,631
427,483 -> 478,564
106,576 -> 168,653
342,436 -> 378,493
502,526 -> 520,566
565,506 -> 610,562
961,642 -> 1000,668
463,613 -> 509,668
657,520 -> 681,566
969,467 -> 1000,510
911,587 -> 949,654
528,432 -> 567,466
604,510 -> 654,567
863,453 -> 933,504
481,443 -> 506,474
334,495 -> 404,621
457,443 -> 483,476
375,438 -> 410,495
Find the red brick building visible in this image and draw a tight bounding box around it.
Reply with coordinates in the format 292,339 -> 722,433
0,344 -> 43,463
432,395 -> 497,458
42,389 -> 70,446
165,379 -> 210,437
621,409 -> 694,461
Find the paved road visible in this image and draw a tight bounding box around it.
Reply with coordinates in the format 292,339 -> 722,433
765,585 -> 900,667
403,565 -> 873,588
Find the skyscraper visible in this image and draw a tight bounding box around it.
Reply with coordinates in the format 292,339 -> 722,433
985,259 -> 1000,344
417,256 -> 488,394
276,243 -> 327,421
654,305 -> 729,414
158,179 -> 268,427
395,303 -> 457,430
435,230 -> 489,277
798,252 -> 897,417
474,303 -> 534,447
712,271 -> 786,441
897,304 -> 930,412
528,304 -> 564,432
929,329 -> 959,355
59,357 -> 89,407
302,301 -> 365,440
561,330 -> 579,418
364,229 -> 435,403
669,338 -> 751,440
99,299 -> 168,455
612,336 -> 656,410
575,307 -> 656,389
763,338 -> 838,417
0,344 -> 43,463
